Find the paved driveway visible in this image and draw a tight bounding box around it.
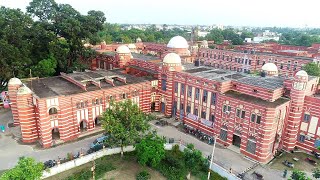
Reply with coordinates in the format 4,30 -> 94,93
0,108 -> 102,170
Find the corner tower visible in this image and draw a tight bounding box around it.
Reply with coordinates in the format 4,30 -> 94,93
115,45 -> 131,68
282,70 -> 308,150
8,78 -> 22,126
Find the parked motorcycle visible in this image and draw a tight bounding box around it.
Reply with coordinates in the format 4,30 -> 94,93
282,160 -> 294,168
43,160 -> 56,169
306,157 -> 317,166
311,151 -> 320,159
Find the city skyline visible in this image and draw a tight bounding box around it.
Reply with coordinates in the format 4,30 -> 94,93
1,0 -> 320,28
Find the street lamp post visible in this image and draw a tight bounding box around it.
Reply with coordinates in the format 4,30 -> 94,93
207,136 -> 217,180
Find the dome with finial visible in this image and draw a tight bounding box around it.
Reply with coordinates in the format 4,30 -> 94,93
17,86 -> 32,95
136,37 -> 142,43
262,63 -> 278,76
8,78 -> 22,86
167,36 -> 189,49
116,45 -> 131,54
163,53 -> 181,64
296,70 -> 308,77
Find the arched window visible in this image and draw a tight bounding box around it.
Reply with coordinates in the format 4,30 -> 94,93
49,107 -> 58,115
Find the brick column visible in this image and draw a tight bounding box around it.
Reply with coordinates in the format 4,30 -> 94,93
16,87 -> 38,144
8,78 -> 22,126
282,71 -> 308,151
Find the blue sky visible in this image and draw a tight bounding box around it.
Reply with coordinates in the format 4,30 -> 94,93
1,0 -> 320,27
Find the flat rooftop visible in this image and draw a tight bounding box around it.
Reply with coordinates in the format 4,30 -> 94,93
182,63 -> 286,90
131,53 -> 159,61
278,50 -> 306,53
224,90 -> 290,108
27,69 -> 155,98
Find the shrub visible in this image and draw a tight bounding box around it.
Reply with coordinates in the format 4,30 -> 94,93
136,170 -> 151,180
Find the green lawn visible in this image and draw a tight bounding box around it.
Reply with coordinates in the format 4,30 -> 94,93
270,151 -> 320,172
44,152 -> 165,180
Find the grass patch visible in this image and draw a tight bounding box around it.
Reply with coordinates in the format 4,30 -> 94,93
270,151 -> 320,172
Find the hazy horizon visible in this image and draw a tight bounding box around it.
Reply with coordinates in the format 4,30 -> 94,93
1,0 -> 320,28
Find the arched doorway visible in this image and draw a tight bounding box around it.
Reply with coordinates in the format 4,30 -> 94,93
79,120 -> 87,132
160,102 -> 165,113
52,128 -> 60,140
151,102 -> 155,111
95,117 -> 101,127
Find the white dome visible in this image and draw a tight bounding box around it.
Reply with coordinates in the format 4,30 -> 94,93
8,78 -> 22,86
163,53 -> 181,64
262,63 -> 278,72
128,44 -> 136,49
202,40 -> 208,45
167,36 -> 189,49
17,86 -> 32,95
296,70 -> 308,77
116,45 -> 131,54
136,37 -> 142,42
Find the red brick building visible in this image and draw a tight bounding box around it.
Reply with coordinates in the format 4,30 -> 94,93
9,36 -> 320,163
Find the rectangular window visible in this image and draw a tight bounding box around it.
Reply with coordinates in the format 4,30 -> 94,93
210,114 -> 215,122
195,88 -> 200,100
203,90 -> 208,103
223,105 -> 227,113
201,111 -> 206,119
228,106 -> 231,112
304,114 -> 311,122
249,60 -> 251,65
298,134 -> 305,142
251,114 -> 256,122
188,86 -> 192,97
174,82 -> 178,93
186,105 -> 191,113
256,115 -> 261,124
161,79 -> 167,91
181,84 -> 185,95
241,111 -> 246,119
220,129 -> 228,141
236,109 -> 241,118
180,103 -> 184,110
194,108 -> 198,116
246,140 -> 256,154
257,60 -> 260,65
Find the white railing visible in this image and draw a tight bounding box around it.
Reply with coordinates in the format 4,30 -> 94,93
41,143 -> 237,179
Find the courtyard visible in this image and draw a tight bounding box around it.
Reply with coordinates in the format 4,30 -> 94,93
269,151 -> 320,172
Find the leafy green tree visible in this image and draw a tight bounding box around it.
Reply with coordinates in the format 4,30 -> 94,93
101,100 -> 150,157
205,29 -> 224,44
290,170 -> 311,180
183,144 -> 207,178
135,132 -> 165,167
302,63 -> 320,77
1,157 -> 44,180
313,168 -> 320,179
31,55 -> 57,77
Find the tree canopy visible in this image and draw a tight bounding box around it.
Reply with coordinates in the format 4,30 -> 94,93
183,144 -> 208,177
1,157 -> 44,180
135,132 -> 166,167
302,63 -> 320,77
290,169 -> 311,180
0,0 -> 105,91
101,100 -> 151,156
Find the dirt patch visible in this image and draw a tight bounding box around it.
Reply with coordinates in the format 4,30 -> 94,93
269,151 -> 320,172
104,159 -> 165,180
45,153 -> 165,180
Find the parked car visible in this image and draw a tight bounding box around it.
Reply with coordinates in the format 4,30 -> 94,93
312,151 -> 320,159
305,157 -> 317,166
282,160 -> 294,168
90,135 -> 108,150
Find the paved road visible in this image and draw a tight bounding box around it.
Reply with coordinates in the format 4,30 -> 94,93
0,132 -> 102,170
